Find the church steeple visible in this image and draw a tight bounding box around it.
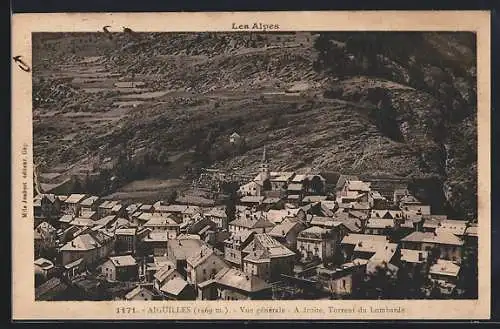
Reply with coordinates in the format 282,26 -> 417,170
262,146 -> 268,163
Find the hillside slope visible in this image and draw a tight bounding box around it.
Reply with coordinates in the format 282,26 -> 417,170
32,32 -> 477,219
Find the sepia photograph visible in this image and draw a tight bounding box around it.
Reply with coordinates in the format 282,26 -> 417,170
11,11 -> 491,320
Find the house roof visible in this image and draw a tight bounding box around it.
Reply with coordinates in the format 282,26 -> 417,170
154,264 -> 178,283
366,218 -> 395,229
60,234 -> 99,251
346,180 -> 371,192
298,226 -> 330,239
65,194 -> 87,204
230,132 -> 240,138
401,231 -> 464,246
140,204 -> 153,211
229,212 -> 275,229
161,204 -> 188,213
341,233 -> 388,245
349,210 -> 369,219
268,219 -> 304,238
335,175 -> 360,190
60,230 -> 113,251
287,183 -> 303,191
224,230 -> 255,245
291,174 -> 307,183
320,201 -> 338,210
204,208 -> 227,218
94,215 -> 117,226
160,277 -> 189,296
242,234 -> 295,259
186,246 -> 221,267
429,259 -> 461,277
80,210 -> 97,219
182,206 -> 202,215
64,258 -> 84,269
340,191 -> 365,200
167,239 -> 205,260
144,216 -> 178,227
58,214 -> 74,223
143,232 -> 170,242
215,268 -> 271,293
108,255 -> 137,267
99,200 -> 120,209
270,172 -> 295,182
266,209 -> 298,224
34,258 -> 54,269
69,217 -> 95,227
309,216 -> 342,228
80,196 -> 100,206
36,221 -> 56,234
401,249 -> 428,263
35,277 -> 67,300
302,195 -> 328,203
125,286 -> 153,300
262,197 -> 282,204
368,243 -> 399,262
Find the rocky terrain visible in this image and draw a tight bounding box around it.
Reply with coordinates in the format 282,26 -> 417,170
32,32 -> 478,219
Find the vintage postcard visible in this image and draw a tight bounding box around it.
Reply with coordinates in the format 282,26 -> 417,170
11,11 -> 491,320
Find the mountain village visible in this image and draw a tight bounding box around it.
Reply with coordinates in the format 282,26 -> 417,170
33,147 -> 478,301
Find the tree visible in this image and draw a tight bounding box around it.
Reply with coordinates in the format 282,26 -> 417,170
224,192 -> 237,231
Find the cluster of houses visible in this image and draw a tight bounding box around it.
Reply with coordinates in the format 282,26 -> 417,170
33,149 -> 477,301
